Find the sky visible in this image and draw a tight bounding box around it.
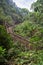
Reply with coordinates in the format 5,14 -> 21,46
13,0 -> 37,11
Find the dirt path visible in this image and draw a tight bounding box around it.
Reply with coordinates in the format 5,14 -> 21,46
5,22 -> 29,44
6,25 -> 32,50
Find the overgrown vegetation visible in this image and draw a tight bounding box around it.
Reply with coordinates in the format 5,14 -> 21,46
0,0 -> 43,65
14,0 -> 43,64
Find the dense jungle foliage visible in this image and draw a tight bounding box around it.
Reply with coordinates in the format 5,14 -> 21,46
0,0 -> 43,65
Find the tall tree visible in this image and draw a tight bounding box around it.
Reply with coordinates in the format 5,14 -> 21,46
31,0 -> 43,13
